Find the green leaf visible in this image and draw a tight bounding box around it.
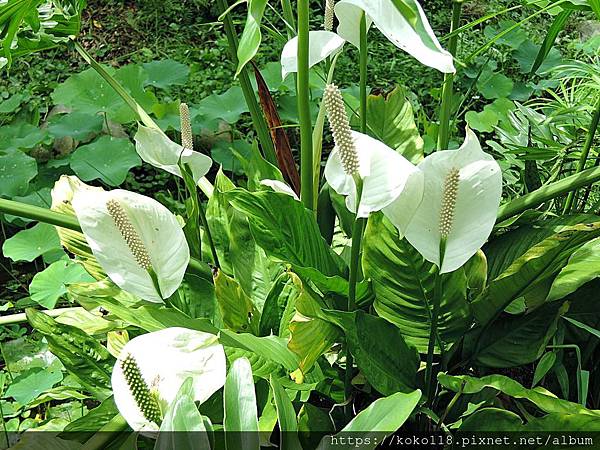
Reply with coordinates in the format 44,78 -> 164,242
547,237 -> 600,301
438,373 -> 600,417
270,375 -> 303,450
563,316 -> 600,340
0,93 -> 25,114
317,390 -> 421,450
361,86 -> 424,164
362,214 -> 470,352
2,222 -> 61,262
224,357 -> 260,450
214,269 -> 259,334
47,112 -> 104,140
0,122 -> 47,150
471,301 -> 566,368
235,0 -> 268,76
62,396 -> 118,435
473,222 -> 600,328
155,378 -> 210,449
513,40 -> 563,74
26,308 -> 114,399
29,260 -> 94,309
477,71 -> 514,99
197,86 -> 249,125
465,108 -> 499,133
533,352 -> 557,387
70,136 -> 141,186
0,148 -> 37,196
143,59 -> 190,90
4,367 -> 63,405
228,189 -> 344,276
530,10 -> 572,74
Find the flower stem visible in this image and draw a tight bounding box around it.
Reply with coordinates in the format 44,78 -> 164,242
359,11 -> 368,134
344,175 -> 366,420
563,97 -> 600,213
437,0 -> 463,151
216,0 -> 278,166
424,238 -> 446,407
198,200 -> 220,269
297,0 -> 315,211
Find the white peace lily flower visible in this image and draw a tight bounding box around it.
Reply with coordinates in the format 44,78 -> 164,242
323,83 -> 424,222
134,124 -> 212,184
280,30 -> 345,79
112,327 -> 226,432
71,186 -> 190,303
260,179 -> 300,200
334,0 -> 455,73
403,128 -> 502,274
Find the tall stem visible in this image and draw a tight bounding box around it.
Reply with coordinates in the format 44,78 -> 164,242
437,0 -> 463,150
359,12 -> 368,134
198,201 -> 220,269
344,176 -> 365,420
563,97 -> 600,213
424,239 -> 446,407
217,0 -> 278,165
280,0 -> 296,37
297,0 -> 314,210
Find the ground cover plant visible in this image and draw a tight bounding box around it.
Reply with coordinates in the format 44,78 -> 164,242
1,0 -> 600,448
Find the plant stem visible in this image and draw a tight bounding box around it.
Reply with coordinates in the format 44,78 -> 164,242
198,201 -> 220,269
424,239 -> 446,407
344,176 -> 366,420
496,165 -> 600,223
359,12 -> 368,134
437,0 -> 463,150
82,414 -> 128,450
0,199 -> 213,280
217,0 -> 278,166
563,97 -> 600,213
280,0 -> 296,37
298,0 -> 314,211
437,380 -> 464,429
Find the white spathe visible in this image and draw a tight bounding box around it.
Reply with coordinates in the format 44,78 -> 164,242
324,131 -> 424,222
281,30 -> 345,79
112,327 -> 226,432
334,0 -> 455,73
260,179 -> 299,200
71,187 -> 190,302
403,128 -> 502,273
134,124 -> 213,184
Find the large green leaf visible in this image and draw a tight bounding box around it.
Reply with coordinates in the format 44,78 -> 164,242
227,189 -> 344,276
69,136 -> 141,186
470,301 -> 567,368
214,269 -> 259,334
155,378 -> 210,449
438,373 -> 600,417
235,0 -> 268,76
224,357 -> 260,450
547,237 -> 600,301
61,396 -> 118,435
473,221 -> 600,328
362,214 -> 470,352
143,59 -> 190,90
4,366 -> 63,404
359,86 -> 423,164
0,0 -> 85,66
270,375 -> 303,450
29,259 -> 94,309
25,308 -> 113,399
2,222 -> 62,262
317,390 -> 422,450
0,148 -> 37,197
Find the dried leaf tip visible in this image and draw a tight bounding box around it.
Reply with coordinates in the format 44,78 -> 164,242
106,199 -> 152,270
439,168 -> 460,238
121,354 -> 162,425
179,102 -> 193,151
324,0 -> 335,31
324,84 -> 359,176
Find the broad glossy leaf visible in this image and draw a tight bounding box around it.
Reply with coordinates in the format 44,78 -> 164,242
70,136 -> 141,186
143,59 -> 190,90
363,214 -> 470,352
334,0 -> 454,73
547,237 -> 600,301
26,308 -> 113,399
47,112 -> 103,140
438,373 -> 600,417
227,189 -> 344,276
155,378 -> 210,448
214,270 -> 259,334
61,396 -> 118,435
223,357 -> 260,449
2,222 -> 62,262
270,375 -> 303,450
236,0 -> 268,76
29,259 -> 94,309
197,86 -> 249,125
0,122 -> 47,150
0,148 -> 37,197
4,367 -> 63,405
317,390 -> 421,449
